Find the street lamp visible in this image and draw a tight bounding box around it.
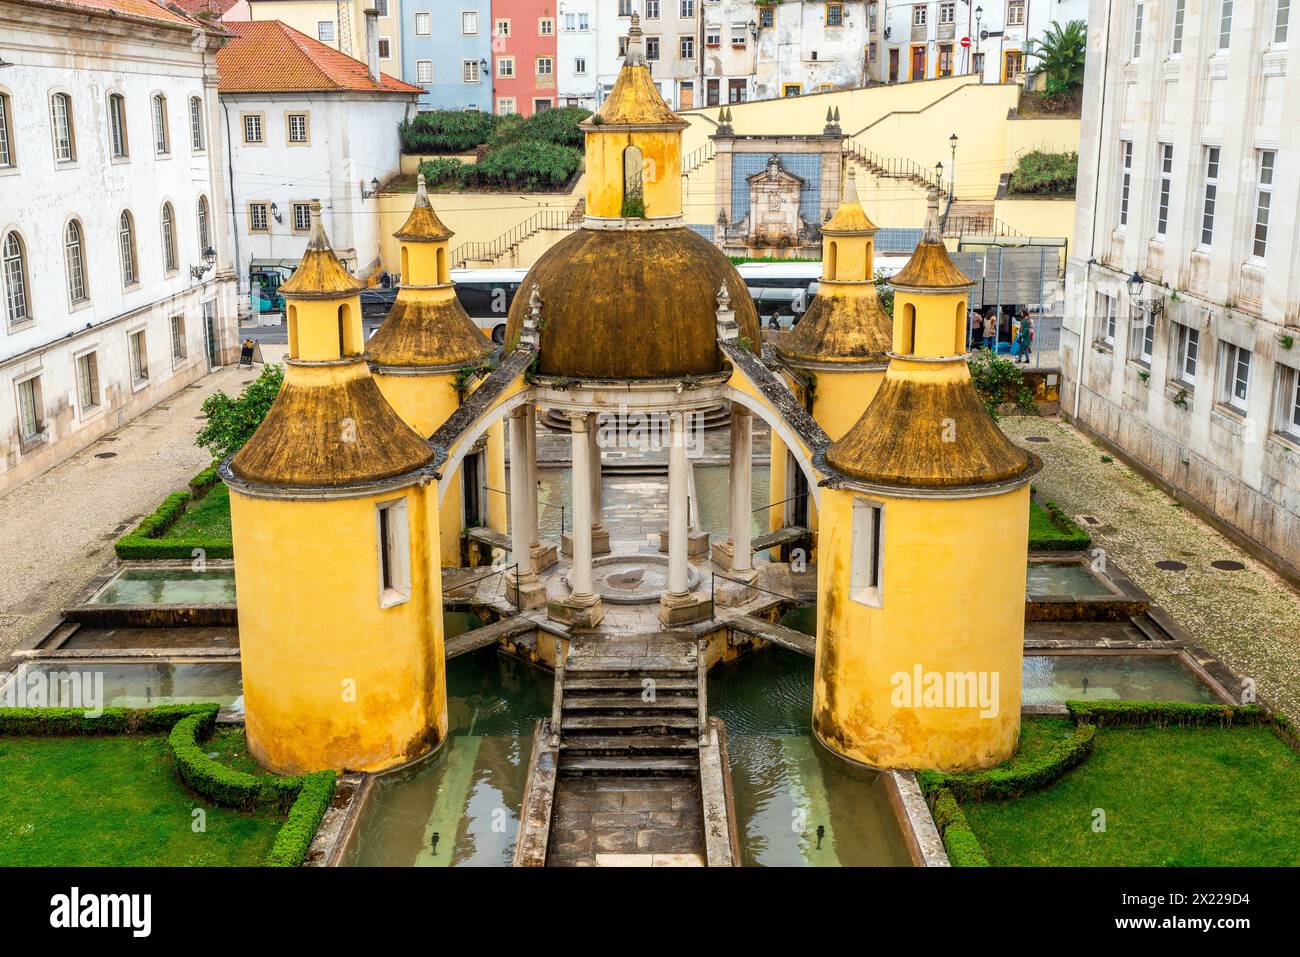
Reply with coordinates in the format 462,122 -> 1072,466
190,246 -> 217,281
360,177 -> 381,199
949,133 -> 958,202
1127,271 -> 1165,314
974,6 -> 983,77
935,161 -> 944,195
748,20 -> 757,39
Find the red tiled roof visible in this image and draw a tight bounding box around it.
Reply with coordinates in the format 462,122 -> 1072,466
18,0 -> 199,28
171,0 -> 239,17
217,21 -> 422,95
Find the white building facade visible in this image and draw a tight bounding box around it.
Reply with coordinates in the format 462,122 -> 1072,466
877,0 -> 1089,84
558,1 -> 604,106
0,0 -> 239,497
1063,0 -> 1300,578
753,0 -> 871,99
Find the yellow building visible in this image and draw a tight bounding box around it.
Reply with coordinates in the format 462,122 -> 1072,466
812,192 -> 1040,772
247,0 -> 401,65
221,202 -> 447,775
368,175 -> 508,567
769,167 -> 892,549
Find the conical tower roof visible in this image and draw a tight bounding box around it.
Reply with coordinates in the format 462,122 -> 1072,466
393,173 -> 453,242
279,200 -> 366,300
821,166 -> 877,234
889,193 -> 973,291
580,12 -> 684,128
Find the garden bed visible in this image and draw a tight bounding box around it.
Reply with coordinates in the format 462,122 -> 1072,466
1028,496 -> 1091,551
115,464 -> 232,561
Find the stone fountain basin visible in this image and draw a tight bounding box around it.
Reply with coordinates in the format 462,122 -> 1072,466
563,554 -> 702,605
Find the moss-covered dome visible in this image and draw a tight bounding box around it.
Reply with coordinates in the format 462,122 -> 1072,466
502,226 -> 760,380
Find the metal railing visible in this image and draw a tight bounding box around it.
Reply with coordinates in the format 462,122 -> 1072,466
843,139 -> 943,192
943,216 -> 1026,238
682,141 -> 716,176
450,207 -> 579,267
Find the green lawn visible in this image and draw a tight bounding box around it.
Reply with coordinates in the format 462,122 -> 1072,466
0,732 -> 284,866
962,721 -> 1300,866
161,485 -> 231,542
1028,497 -> 1091,550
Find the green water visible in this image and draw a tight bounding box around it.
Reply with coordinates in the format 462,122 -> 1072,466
92,568 -> 237,605
9,661 -> 244,715
1027,561 -> 1114,598
1023,654 -> 1219,706
342,644 -> 553,867
708,646 -> 913,867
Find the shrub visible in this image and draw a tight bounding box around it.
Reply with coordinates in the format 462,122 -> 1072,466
0,703 -> 218,736
399,110 -> 498,153
928,724 -> 1096,802
188,462 -> 220,499
475,139 -> 581,191
168,714 -> 301,812
265,771 -> 337,868
420,156 -> 467,188
113,489 -> 233,560
1066,700 -> 1269,729
196,363 -> 284,461
929,788 -> 989,867
968,348 -> 1036,420
1007,150 -> 1078,196
488,106 -> 590,149
1028,498 -> 1092,551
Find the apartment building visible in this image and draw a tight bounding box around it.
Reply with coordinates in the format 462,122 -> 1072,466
247,0 -> 404,68
491,0 -> 561,115
403,0 -> 494,109
1064,0 -> 1300,577
0,0 -> 239,497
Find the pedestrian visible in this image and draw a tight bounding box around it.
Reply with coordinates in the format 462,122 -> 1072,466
983,311 -> 997,350
970,309 -> 983,350
1016,311 -> 1033,363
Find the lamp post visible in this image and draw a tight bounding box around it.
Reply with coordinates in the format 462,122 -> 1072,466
189,246 -> 217,281
935,161 -> 944,196
1126,271 -> 1165,315
360,177 -> 381,200
974,6 -> 983,78
949,133 -> 958,202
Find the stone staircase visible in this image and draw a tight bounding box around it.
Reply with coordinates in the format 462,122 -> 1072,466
557,643 -> 702,778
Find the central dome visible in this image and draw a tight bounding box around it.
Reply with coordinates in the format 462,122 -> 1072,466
503,226 -> 760,380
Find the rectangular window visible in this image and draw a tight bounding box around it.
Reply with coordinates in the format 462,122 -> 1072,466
496,97 -> 516,116
1156,143 -> 1172,237
249,202 -> 269,232
50,94 -> 74,162
1175,324 -> 1199,385
1222,343 -> 1250,411
376,499 -> 412,606
1129,309 -> 1154,365
618,0 -> 632,16
377,37 -> 391,59
1277,365 -> 1300,439
826,2 -> 844,27
462,11 -> 478,34
17,376 -> 43,440
129,330 -> 149,385
679,35 -> 694,59
680,0 -> 694,17
463,60 -> 482,83
939,2 -> 955,24
850,498 -> 884,606
1132,2 -> 1144,59
938,43 -> 954,76
536,57 -> 553,76
317,20 -> 335,42
190,96 -> 205,151
375,0 -> 388,15
1218,0 -> 1233,50
1201,146 -> 1220,247
76,352 -> 100,412
1172,0 -> 1186,53
706,27 -> 720,46
415,12 -> 431,34
782,83 -> 802,97
292,202 -> 311,232
619,36 -> 629,57
495,18 -> 510,37
152,96 -> 169,154
539,17 -> 554,36
1103,294 -> 1117,344
287,112 -> 309,144
1119,141 -> 1133,227
242,113 -> 263,144
1008,0 -> 1025,26
497,56 -> 515,78
1276,0 -> 1292,44
731,23 -> 747,46
646,36 -> 660,60
913,5 -> 927,27
417,60 -> 433,83
646,0 -> 659,17
728,78 -> 748,103
578,12 -> 590,31
574,57 -> 588,75
170,315 -> 186,362
759,7 -> 773,28
1253,150 -> 1275,259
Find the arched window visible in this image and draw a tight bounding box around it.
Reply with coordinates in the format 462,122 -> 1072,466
3,230 -> 30,324
64,219 -> 87,304
436,246 -> 447,284
622,144 -> 644,216
896,302 -> 916,355
196,195 -> 211,256
826,240 -> 838,281
954,300 -> 967,354
160,202 -> 178,273
152,94 -> 169,154
0,91 -> 14,168
50,93 -> 75,162
189,95 -> 205,151
108,93 -> 128,159
119,211 -> 138,286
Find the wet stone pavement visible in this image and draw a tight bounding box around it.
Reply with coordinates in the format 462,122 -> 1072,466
546,777 -> 705,867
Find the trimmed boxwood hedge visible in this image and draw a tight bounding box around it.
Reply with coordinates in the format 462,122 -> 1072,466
114,463 -> 233,560
0,702 -> 218,736
1028,497 -> 1092,551
1066,699 -> 1268,729
265,771 -> 336,868
929,788 -> 989,867
919,723 -> 1096,803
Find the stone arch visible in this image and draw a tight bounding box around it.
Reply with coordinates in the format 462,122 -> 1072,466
722,385 -> 822,510
435,382 -> 533,508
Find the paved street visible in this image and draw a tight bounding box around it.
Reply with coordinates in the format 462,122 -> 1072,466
0,349 -> 283,658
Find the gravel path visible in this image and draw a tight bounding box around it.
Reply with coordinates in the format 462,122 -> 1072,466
1003,415 -> 1300,722
0,355 -> 281,658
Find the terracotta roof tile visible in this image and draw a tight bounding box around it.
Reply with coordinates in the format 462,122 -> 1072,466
171,0 -> 238,16
218,21 -> 423,95
20,0 -> 198,28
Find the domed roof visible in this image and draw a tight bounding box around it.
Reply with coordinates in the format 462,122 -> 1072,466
367,295 -> 491,369
502,226 -> 760,380
778,286 -> 891,365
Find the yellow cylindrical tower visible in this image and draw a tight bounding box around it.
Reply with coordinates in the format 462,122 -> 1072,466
580,12 -> 687,223
813,193 -> 1040,772
368,175 -> 505,567
772,167 -> 892,549
221,203 -> 446,775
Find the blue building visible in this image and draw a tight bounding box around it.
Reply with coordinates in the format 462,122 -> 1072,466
402,2 -> 493,111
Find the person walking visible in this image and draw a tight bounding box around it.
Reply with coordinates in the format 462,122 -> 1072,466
970,308 -> 983,350
1015,311 -> 1033,363
983,311 -> 998,350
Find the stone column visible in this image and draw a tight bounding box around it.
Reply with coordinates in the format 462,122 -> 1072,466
506,407 -> 545,610
524,404 -> 557,571
712,406 -> 757,586
549,412 -> 603,628
590,418 -> 610,555
661,411 -> 712,625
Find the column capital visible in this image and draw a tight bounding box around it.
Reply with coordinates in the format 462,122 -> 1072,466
569,411 -> 591,432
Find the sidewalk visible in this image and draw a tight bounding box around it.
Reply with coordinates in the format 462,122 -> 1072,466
0,360 -> 264,657
1002,414 -> 1300,722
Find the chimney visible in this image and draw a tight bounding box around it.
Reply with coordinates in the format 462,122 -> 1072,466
364,8 -> 380,83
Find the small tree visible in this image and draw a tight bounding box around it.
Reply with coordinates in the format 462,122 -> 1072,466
1024,20 -> 1087,97
873,268 -> 895,317
968,349 -> 1036,421
195,363 -> 284,460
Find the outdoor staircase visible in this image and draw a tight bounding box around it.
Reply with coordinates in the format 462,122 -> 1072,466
842,139 -> 943,192
450,196 -> 585,267
555,640 -> 703,779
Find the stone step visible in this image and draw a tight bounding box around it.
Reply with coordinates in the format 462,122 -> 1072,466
558,755 -> 699,777
564,676 -> 697,693
561,715 -> 700,734
560,735 -> 700,755
562,695 -> 698,712
565,660 -> 697,677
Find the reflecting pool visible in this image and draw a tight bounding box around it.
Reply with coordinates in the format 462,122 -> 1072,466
1022,654 -> 1219,706
1026,561 -> 1114,598
91,567 -> 237,605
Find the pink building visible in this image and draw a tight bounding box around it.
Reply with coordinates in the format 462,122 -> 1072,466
490,0 -> 559,116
